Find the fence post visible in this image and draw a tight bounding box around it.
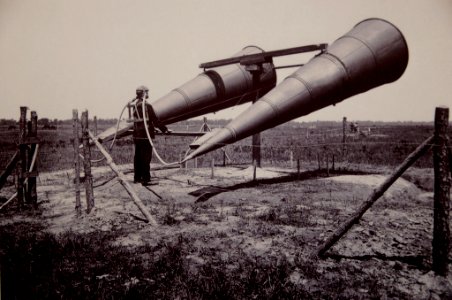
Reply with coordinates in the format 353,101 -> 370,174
94,115 -> 98,136
211,158 -> 215,179
432,106 -> 450,276
27,111 -> 38,207
297,159 -> 300,179
17,106 -> 27,208
73,109 -> 82,216
81,110 -> 94,213
253,160 -> 257,182
342,116 -> 347,155
326,155 -> 330,177
223,150 -> 226,167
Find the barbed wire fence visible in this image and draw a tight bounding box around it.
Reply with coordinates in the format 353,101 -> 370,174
0,123 -> 439,175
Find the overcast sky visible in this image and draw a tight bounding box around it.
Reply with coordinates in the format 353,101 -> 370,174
1,0 -> 451,122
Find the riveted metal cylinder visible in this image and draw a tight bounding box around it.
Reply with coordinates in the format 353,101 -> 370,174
150,46 -> 277,125
186,18 -> 409,160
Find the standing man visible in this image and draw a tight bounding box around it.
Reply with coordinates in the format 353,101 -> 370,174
132,85 -> 169,185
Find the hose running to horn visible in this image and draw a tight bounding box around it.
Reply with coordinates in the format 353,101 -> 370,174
142,98 -> 180,166
80,98 -> 136,163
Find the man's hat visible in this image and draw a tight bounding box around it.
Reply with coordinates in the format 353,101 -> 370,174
136,85 -> 149,93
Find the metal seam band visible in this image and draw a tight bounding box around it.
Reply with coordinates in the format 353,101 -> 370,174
287,73 -> 314,101
173,88 -> 191,111
340,34 -> 378,69
260,96 -> 281,117
203,70 -> 226,101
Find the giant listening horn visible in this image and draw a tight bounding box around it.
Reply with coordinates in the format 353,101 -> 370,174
184,18 -> 409,161
150,46 -> 277,125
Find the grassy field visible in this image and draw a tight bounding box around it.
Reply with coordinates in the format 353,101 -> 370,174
0,119 -> 436,174
0,119 -> 448,299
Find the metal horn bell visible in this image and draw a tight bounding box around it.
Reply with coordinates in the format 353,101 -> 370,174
150,46 -> 277,125
184,18 -> 409,161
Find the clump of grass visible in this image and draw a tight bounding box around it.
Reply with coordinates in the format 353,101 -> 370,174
0,222 -> 412,299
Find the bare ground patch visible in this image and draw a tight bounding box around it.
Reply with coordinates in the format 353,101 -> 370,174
1,164 -> 451,299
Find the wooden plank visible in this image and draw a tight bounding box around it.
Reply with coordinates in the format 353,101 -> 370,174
88,130 -> 158,225
0,151 -> 19,190
200,44 -> 327,69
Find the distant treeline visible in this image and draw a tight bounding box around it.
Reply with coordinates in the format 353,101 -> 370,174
0,117 -> 436,128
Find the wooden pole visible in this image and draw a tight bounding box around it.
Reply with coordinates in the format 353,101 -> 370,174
18,106 -> 27,207
81,111 -> 94,213
94,115 -> 98,136
326,154 -> 330,177
342,117 -> 347,155
223,150 -> 226,167
27,111 -> 38,206
252,134 -> 261,168
88,131 -> 158,225
211,158 -> 215,179
297,159 -> 300,179
72,109 -> 82,216
432,107 -> 450,276
253,160 -> 257,182
314,135 -> 435,258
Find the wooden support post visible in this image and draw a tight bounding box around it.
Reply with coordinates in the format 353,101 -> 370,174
81,111 -> 94,213
94,115 -> 98,136
297,159 -> 300,179
332,154 -> 335,171
73,110 -> 82,216
223,150 -> 226,167
211,158 -> 215,179
253,160 -> 257,182
342,117 -> 347,155
252,133 -> 261,168
326,155 -> 330,177
18,106 -> 27,207
88,131 -> 157,225
432,107 -> 450,276
314,135 -> 434,258
27,111 -> 38,206
270,147 -> 274,165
